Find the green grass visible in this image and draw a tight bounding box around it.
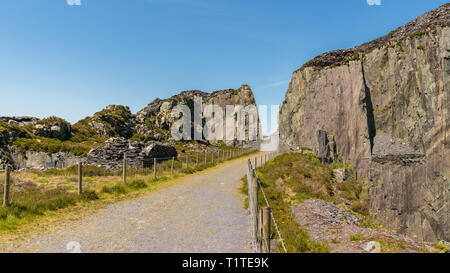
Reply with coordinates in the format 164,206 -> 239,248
241,152 -> 374,253
350,233 -> 364,241
12,137 -> 94,156
258,153 -> 335,202
128,179 -> 148,189
242,153 -> 335,253
0,186 -> 98,231
241,174 -> 329,253
330,160 -> 355,175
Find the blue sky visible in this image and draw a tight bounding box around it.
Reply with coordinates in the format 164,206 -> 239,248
0,0 -> 447,134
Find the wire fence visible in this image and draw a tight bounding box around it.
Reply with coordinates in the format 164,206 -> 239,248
247,151 -> 287,253
0,148 -> 257,207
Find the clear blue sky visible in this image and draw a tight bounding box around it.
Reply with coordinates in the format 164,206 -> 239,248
0,0 -> 447,134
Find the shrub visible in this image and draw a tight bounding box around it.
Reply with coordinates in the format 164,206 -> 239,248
340,181 -> 362,201
111,184 -> 127,194
350,233 -> 364,241
101,186 -> 113,194
128,179 -> 147,189
350,200 -> 369,216
81,190 -> 99,201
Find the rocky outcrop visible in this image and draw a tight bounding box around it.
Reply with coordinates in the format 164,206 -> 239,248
86,137 -> 177,169
136,84 -> 261,144
0,122 -> 30,144
5,147 -> 83,170
73,105 -> 136,139
30,117 -> 72,141
0,116 -> 39,127
1,84 -> 259,169
279,4 -> 449,241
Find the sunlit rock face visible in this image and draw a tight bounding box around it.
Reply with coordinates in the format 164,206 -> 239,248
136,84 -> 261,145
279,4 -> 449,242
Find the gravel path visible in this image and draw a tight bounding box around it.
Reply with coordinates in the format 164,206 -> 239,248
4,157 -> 252,253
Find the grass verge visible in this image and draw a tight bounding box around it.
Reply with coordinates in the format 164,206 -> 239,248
241,152 -> 376,253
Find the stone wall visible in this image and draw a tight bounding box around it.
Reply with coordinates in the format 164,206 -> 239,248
86,137 -> 177,169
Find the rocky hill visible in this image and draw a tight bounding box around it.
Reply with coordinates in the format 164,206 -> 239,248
135,84 -> 260,143
0,84 -> 260,169
279,3 -> 449,242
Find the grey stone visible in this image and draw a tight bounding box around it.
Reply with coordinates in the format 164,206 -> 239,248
86,137 -> 177,169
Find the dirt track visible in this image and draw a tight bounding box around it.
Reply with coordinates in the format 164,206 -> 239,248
2,156 -> 252,253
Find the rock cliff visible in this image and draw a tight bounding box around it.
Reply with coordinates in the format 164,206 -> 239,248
136,84 -> 261,144
279,4 -> 449,242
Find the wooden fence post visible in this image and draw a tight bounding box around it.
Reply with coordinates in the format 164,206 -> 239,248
78,162 -> 82,195
171,157 -> 174,174
212,152 -> 214,164
255,157 -> 257,169
196,152 -> 199,166
3,164 -> 10,207
154,158 -> 157,179
258,207 -> 263,251
252,173 -> 259,250
123,153 -> 127,184
262,207 -> 271,253
186,155 -> 189,168
205,151 -> 207,165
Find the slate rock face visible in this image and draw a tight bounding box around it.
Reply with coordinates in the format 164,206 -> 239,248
86,137 -> 177,169
279,4 -> 449,241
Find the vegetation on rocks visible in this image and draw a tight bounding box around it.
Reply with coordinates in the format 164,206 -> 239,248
12,137 -> 95,156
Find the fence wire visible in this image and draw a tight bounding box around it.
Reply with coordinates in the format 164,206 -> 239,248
257,177 -> 288,253
247,151 -> 288,253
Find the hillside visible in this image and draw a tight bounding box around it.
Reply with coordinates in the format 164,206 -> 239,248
279,3 -> 449,242
247,152 -> 445,253
0,85 -> 260,170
